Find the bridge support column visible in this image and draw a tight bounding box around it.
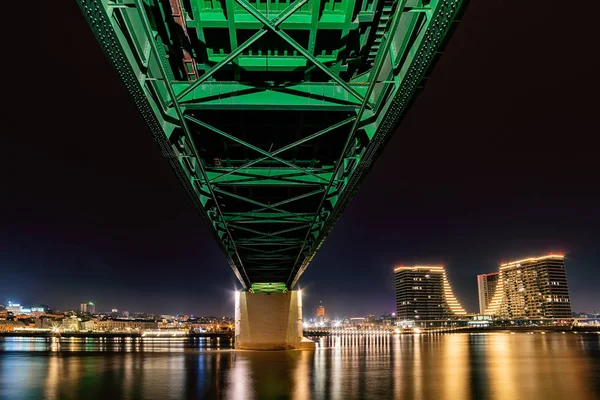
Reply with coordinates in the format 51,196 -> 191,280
235,290 -> 315,350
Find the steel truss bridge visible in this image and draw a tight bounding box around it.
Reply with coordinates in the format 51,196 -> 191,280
77,0 -> 467,292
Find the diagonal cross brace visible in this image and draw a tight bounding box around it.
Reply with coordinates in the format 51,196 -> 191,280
237,245 -> 301,255
229,223 -> 311,240
214,187 -> 291,214
185,115 -> 330,183
233,0 -> 371,108
207,169 -> 333,186
210,116 -> 356,183
236,239 -> 304,245
224,213 -> 313,223
174,0 -> 309,103
234,188 -> 325,218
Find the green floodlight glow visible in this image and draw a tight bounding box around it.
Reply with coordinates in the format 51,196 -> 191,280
89,302 -> 94,305
249,283 -> 288,294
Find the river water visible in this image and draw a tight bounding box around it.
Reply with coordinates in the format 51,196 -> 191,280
1,333 -> 599,399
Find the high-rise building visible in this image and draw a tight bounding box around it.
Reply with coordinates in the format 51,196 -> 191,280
394,266 -> 466,320
485,254 -> 571,319
477,272 -> 499,314
316,302 -> 325,323
6,302 -> 22,315
80,302 -> 96,314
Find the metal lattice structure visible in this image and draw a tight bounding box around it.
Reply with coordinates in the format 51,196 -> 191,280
77,0 -> 467,291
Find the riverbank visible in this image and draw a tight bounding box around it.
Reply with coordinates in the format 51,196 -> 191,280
457,326 -> 599,334
304,325 -> 599,336
0,332 -> 233,338
1,326 -> 597,339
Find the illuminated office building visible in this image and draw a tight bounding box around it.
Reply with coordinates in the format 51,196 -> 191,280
80,302 -> 96,314
484,254 -> 571,319
477,272 -> 499,314
316,302 -> 325,323
6,301 -> 22,315
394,266 -> 466,320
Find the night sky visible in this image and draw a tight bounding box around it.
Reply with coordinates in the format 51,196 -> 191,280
3,1 -> 599,317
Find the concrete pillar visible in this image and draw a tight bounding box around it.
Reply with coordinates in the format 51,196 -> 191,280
235,290 -> 315,350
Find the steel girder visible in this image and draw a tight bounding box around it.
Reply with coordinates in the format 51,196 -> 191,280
77,0 -> 468,289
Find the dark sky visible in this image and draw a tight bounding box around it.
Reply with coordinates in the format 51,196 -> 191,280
3,1 -> 599,317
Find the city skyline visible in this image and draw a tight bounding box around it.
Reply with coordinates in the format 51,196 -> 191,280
2,251 -> 596,318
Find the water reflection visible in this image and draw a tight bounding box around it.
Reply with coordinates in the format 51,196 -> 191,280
293,350 -> 311,400
443,334 -> 469,400
0,333 -> 598,399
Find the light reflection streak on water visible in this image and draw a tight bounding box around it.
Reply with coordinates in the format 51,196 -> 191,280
293,349 -> 310,400
392,335 -> 402,397
412,334 -> 423,399
443,334 -> 468,400
314,337 -> 327,397
123,353 -> 133,400
331,335 -> 342,400
0,334 -> 598,399
488,333 -> 516,399
227,353 -> 252,400
169,352 -> 185,395
44,355 -> 60,400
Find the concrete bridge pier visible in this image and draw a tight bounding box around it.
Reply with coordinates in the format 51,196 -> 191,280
235,290 -> 315,350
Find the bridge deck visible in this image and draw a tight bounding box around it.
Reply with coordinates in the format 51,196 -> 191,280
77,0 -> 467,290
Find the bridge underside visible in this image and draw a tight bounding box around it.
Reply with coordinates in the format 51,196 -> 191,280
78,0 -> 466,290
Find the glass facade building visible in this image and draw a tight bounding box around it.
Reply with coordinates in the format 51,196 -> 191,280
484,255 -> 572,319
316,302 -> 325,323
477,272 -> 499,314
394,266 -> 466,320
80,302 -> 96,314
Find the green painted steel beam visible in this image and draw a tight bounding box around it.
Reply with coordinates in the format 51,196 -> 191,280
231,189 -> 326,218
233,0 -> 370,107
224,0 -> 240,80
174,82 -> 367,110
192,13 -> 357,29
203,55 -> 346,71
304,0 -> 320,81
206,168 -> 334,186
213,187 -> 293,214
77,0 -> 468,290
223,212 -> 313,224
249,283 -> 288,294
236,239 -> 304,246
176,0 -> 309,103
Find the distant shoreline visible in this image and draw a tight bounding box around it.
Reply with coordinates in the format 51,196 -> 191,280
304,326 -> 600,336
0,326 -> 597,339
451,326 -> 599,334
0,332 -> 233,338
